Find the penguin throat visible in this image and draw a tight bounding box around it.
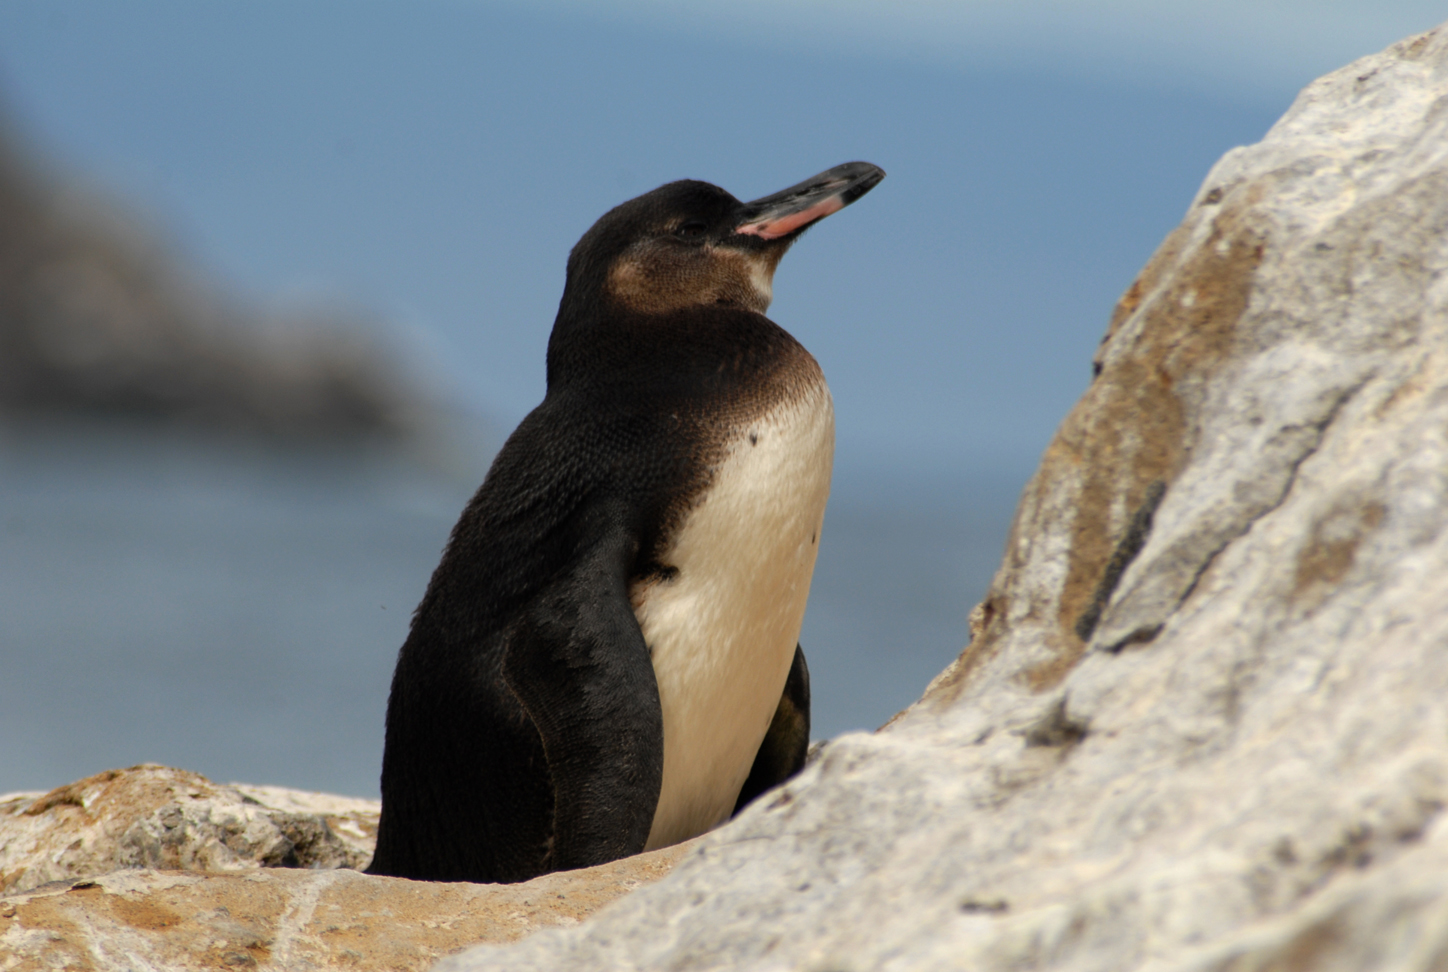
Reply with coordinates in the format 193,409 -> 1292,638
604,245 -> 775,316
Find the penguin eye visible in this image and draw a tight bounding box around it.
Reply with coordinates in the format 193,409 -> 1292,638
674,221 -> 708,240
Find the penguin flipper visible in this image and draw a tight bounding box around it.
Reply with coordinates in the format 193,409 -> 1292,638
502,520 -> 665,872
732,642 -> 811,816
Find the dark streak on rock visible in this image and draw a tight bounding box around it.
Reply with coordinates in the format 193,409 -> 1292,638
1023,697 -> 1089,749
1102,624 -> 1164,654
1076,479 -> 1168,643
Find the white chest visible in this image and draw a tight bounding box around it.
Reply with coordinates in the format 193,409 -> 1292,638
632,380 -> 834,850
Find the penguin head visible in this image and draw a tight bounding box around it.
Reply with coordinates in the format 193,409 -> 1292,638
556,162 -> 885,324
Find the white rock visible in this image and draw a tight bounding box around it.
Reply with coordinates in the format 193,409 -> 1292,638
439,21 -> 1448,972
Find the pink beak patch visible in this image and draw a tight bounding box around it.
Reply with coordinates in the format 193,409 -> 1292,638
735,193 -> 847,240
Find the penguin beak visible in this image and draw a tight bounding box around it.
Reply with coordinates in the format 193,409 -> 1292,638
733,162 -> 885,241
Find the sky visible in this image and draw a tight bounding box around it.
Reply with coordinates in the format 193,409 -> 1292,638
529,0 -> 1445,96
2,1 -> 1435,486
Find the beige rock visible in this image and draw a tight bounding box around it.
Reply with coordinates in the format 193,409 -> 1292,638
439,20 -> 1448,972
0,844 -> 689,972
0,765 -> 377,896
0,765 -> 692,970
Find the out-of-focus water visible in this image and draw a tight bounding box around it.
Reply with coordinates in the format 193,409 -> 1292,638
0,420 -> 1027,797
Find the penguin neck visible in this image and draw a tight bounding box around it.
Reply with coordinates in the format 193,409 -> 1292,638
544,287 -> 618,389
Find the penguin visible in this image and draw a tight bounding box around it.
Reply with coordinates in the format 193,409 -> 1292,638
366,161 -> 885,883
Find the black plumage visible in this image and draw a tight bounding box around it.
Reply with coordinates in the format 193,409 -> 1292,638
367,162 -> 883,883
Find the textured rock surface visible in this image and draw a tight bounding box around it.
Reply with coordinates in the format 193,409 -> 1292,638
442,23 -> 1448,972
0,765 -> 377,895
0,844 -> 689,972
0,765 -> 692,970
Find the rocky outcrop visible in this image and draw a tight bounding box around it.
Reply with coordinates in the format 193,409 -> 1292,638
0,765 -> 692,970
0,766 -> 377,896
436,22 -> 1448,972
0,117 -> 426,437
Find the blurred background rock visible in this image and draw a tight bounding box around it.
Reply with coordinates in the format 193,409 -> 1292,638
0,111 -> 431,440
